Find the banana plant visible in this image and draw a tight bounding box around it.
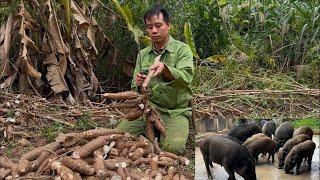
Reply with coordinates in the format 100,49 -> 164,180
112,0 -> 150,46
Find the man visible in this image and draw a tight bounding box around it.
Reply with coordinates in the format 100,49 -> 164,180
116,5 -> 194,154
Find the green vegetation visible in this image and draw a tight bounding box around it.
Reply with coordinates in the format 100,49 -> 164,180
41,122 -> 65,142
75,111 -> 97,131
292,118 -> 320,130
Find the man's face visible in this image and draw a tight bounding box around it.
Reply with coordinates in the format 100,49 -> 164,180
145,13 -> 170,45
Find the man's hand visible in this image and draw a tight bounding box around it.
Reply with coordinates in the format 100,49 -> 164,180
134,72 -> 147,86
150,61 -> 165,77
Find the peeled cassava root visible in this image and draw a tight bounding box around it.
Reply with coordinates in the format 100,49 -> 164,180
1,128 -> 191,179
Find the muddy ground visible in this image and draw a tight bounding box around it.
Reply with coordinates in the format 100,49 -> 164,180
195,135 -> 320,180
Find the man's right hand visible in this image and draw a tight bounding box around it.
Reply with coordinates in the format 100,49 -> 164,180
135,72 -> 147,86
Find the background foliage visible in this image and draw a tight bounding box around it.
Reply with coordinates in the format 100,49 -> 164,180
1,0 -> 319,91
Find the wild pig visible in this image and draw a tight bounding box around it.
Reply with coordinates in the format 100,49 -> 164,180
274,121 -> 294,151
284,140 -> 316,174
278,134 -> 311,168
258,119 -> 272,128
243,133 -> 267,146
293,126 -> 313,139
262,121 -> 276,137
228,122 -> 262,143
245,136 -> 276,163
200,135 -> 257,180
232,118 -> 249,128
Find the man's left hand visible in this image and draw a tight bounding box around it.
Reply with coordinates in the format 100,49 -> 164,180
150,61 -> 165,77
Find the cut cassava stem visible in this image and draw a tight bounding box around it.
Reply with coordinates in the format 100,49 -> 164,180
62,156 -> 95,175
102,91 -> 139,100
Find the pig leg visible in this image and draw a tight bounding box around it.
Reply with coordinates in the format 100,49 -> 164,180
223,161 -> 236,180
270,150 -> 275,163
203,155 -> 213,179
295,158 -> 303,175
307,155 -> 313,170
209,160 -> 214,167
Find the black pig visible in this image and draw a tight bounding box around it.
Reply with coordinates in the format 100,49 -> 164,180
293,126 -> 313,139
243,133 -> 267,146
284,140 -> 316,174
200,135 -> 257,180
278,134 -> 311,168
274,121 -> 294,151
228,122 -> 262,143
245,136 -> 276,163
262,121 -> 276,137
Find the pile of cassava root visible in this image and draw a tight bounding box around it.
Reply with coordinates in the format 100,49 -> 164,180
0,128 -> 190,180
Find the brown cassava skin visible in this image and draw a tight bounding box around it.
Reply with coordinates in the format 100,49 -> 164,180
30,150 -> 51,172
285,140 -> 316,174
93,149 -> 106,177
62,157 -> 95,175
293,126 -> 313,139
132,158 -> 150,166
72,134 -> 122,159
104,158 -> 132,170
245,136 -> 276,163
0,156 -> 14,169
243,133 -> 267,146
36,148 -> 66,174
17,159 -> 30,175
200,135 -> 257,180
278,134 -> 311,168
0,168 -> 11,179
124,107 -> 144,121
50,161 -> 78,180
21,142 -> 61,161
102,91 -> 139,100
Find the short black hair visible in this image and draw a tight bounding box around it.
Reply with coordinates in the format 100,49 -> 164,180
144,5 -> 170,24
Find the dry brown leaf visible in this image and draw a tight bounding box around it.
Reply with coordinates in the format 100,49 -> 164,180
0,72 -> 17,89
0,14 -> 14,77
71,0 -> 90,25
44,53 -> 69,94
58,54 -> 68,76
87,25 -> 98,55
45,0 -> 68,54
19,45 -> 41,79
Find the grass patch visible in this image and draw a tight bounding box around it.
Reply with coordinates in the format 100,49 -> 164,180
292,118 -> 320,130
75,111 -> 97,131
41,122 -> 65,141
